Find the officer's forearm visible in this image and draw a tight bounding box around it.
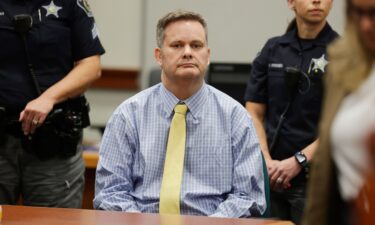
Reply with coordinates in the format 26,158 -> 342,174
40,55 -> 101,105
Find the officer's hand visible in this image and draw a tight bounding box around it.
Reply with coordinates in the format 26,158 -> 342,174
269,157 -> 300,191
19,97 -> 54,135
268,160 -> 284,191
265,159 -> 280,178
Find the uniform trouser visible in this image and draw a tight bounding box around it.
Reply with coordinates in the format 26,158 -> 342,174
270,184 -> 305,225
0,134 -> 85,208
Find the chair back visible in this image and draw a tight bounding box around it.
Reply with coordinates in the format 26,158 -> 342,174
206,63 -> 251,106
149,68 -> 161,87
261,153 -> 271,218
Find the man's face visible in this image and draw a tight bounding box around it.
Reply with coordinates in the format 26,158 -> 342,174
288,0 -> 332,25
351,0 -> 375,53
155,20 -> 210,84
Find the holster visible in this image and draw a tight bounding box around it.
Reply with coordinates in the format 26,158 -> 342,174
21,122 -> 82,160
20,96 -> 90,160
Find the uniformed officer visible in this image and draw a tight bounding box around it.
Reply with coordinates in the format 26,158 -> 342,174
0,0 -> 104,208
244,0 -> 338,224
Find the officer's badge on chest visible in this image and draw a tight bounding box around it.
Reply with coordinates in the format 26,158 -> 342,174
308,54 -> 328,76
42,0 -> 62,18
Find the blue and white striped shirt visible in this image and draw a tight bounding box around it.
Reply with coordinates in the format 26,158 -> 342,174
94,83 -> 266,217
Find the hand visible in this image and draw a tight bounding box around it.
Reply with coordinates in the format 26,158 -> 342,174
269,156 -> 301,191
19,96 -> 55,135
265,159 -> 280,177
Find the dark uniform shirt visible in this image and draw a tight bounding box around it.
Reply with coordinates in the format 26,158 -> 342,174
244,23 -> 338,184
0,0 -> 105,114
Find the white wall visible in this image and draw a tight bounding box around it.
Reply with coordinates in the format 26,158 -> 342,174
86,0 -> 345,126
89,0 -> 143,69
141,0 -> 345,89
85,0 -> 144,127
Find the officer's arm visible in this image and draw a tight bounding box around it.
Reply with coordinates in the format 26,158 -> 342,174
41,55 -> 101,104
245,102 -> 270,160
19,55 -> 101,135
277,139 -> 319,189
301,139 -> 319,163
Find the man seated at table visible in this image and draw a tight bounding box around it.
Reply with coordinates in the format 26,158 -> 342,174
93,10 -> 266,218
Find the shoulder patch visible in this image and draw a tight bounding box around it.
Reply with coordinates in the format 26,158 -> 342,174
77,0 -> 93,17
91,22 -> 99,39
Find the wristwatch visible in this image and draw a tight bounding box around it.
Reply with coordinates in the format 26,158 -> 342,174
294,151 -> 308,169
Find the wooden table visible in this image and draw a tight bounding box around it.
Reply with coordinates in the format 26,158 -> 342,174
83,151 -> 99,169
0,205 -> 293,225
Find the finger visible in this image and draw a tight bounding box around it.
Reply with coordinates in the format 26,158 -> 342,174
270,169 -> 281,183
282,176 -> 292,189
272,177 -> 284,190
268,167 -> 277,177
19,110 -> 25,122
20,110 -> 31,123
276,177 -> 285,189
270,173 -> 281,188
22,111 -> 34,135
30,118 -> 40,134
37,115 -> 47,125
22,121 -> 31,135
32,118 -> 39,126
22,117 -> 33,136
282,182 -> 291,189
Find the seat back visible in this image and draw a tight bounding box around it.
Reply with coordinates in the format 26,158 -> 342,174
261,153 -> 271,218
206,63 -> 251,106
149,68 -> 161,87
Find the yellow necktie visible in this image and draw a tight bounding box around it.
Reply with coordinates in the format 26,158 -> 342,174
159,104 -> 188,214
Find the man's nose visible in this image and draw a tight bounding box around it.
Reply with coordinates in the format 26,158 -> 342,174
312,0 -> 321,4
183,46 -> 193,58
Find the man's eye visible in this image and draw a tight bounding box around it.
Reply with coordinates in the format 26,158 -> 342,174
191,44 -> 202,49
172,44 -> 182,48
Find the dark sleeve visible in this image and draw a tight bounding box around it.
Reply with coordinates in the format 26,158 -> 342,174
70,0 -> 105,61
244,40 -> 271,104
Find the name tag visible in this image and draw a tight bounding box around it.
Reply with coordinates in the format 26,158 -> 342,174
268,63 -> 283,69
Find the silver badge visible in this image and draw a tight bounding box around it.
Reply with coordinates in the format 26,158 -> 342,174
42,0 -> 62,18
308,54 -> 329,74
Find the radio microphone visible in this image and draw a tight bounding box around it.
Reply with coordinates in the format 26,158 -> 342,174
269,66 -> 303,152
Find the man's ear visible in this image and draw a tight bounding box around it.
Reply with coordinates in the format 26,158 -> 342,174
287,0 -> 295,10
207,48 -> 211,65
207,47 -> 211,66
154,48 -> 162,66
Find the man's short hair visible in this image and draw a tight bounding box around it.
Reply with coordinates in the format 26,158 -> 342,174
156,10 -> 208,48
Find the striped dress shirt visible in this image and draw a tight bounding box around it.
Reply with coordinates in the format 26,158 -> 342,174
94,83 -> 266,217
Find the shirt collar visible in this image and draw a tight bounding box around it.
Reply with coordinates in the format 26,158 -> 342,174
278,22 -> 336,49
159,83 -> 209,120
184,83 -> 208,120
159,84 -> 180,118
